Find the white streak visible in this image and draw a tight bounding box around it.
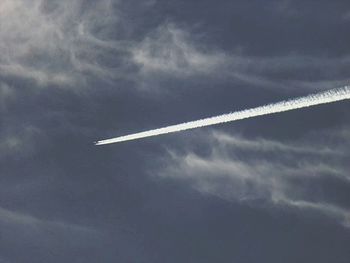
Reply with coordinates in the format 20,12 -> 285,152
96,86 -> 350,145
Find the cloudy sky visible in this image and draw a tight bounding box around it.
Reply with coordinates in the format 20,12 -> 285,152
1,0 -> 350,262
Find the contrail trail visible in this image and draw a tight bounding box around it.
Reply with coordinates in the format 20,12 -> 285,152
95,86 -> 350,145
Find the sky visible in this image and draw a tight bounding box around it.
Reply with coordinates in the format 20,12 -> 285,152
0,0 -> 350,262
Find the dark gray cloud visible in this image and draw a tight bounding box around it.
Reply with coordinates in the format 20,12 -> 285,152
1,0 -> 350,262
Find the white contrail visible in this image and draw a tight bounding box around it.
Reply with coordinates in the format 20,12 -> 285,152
95,86 -> 350,145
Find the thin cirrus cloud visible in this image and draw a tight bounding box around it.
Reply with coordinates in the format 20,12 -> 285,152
131,23 -> 227,77
1,1 -> 227,88
0,82 -> 15,111
0,205 -> 104,261
157,128 -> 350,228
0,125 -> 43,159
0,0 -> 349,91
0,0 -> 125,86
0,206 -> 98,235
130,23 -> 350,91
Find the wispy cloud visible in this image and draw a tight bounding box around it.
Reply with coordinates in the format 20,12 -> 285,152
0,82 -> 15,111
0,125 -> 43,159
132,23 -> 227,77
157,127 -> 350,227
131,23 -> 349,91
0,0 -> 125,86
1,1 -> 348,92
211,131 -> 338,155
0,205 -> 98,235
